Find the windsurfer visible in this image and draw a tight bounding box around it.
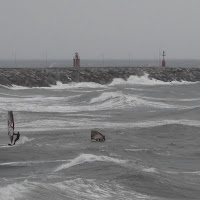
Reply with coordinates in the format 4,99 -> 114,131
13,131 -> 20,145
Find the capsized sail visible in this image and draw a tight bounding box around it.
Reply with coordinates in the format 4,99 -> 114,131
8,111 -> 14,144
91,130 -> 105,142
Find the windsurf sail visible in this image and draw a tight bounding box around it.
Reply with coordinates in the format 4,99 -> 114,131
91,130 -> 105,142
8,111 -> 14,144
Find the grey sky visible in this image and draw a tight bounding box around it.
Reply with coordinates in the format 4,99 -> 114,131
0,0 -> 200,60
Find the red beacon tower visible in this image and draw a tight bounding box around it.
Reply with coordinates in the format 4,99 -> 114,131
73,52 -> 80,67
162,51 -> 166,67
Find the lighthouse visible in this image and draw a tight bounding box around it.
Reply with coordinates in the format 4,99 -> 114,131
162,51 -> 166,67
73,52 -> 80,67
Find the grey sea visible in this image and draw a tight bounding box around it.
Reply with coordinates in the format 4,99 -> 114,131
0,73 -> 200,199
1,59 -> 200,68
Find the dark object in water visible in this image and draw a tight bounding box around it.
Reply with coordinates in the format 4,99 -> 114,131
91,130 -> 105,142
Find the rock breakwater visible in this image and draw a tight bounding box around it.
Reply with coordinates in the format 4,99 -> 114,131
0,67 -> 200,87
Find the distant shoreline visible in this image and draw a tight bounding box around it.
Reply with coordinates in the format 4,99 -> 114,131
0,66 -> 200,87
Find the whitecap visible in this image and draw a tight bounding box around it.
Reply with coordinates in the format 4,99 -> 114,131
143,167 -> 159,174
54,153 -> 128,172
0,182 -> 26,199
109,74 -> 198,86
0,179 -> 153,200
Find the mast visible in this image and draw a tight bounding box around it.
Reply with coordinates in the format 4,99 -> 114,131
45,52 -> 47,68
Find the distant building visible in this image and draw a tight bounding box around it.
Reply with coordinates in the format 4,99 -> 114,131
73,52 -> 80,67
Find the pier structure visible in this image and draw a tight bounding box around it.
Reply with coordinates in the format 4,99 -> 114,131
73,52 -> 80,67
162,51 -> 166,67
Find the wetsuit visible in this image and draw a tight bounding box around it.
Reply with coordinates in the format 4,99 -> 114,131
13,132 -> 20,145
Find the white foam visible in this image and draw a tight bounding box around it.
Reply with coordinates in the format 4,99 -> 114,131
54,154 -> 127,172
109,74 -> 198,86
143,168 -> 159,174
141,96 -> 200,102
2,73 -> 198,91
51,178 -> 151,200
15,81 -> 106,90
0,137 -> 35,147
0,178 -> 152,200
89,91 -> 179,110
19,136 -> 34,144
48,81 -> 106,89
0,182 -> 26,200
3,81 -> 106,90
0,87 -> 195,115
0,95 -> 77,103
164,170 -> 200,175
9,85 -> 30,90
90,92 -> 121,104
0,145 -> 14,148
0,159 -> 68,166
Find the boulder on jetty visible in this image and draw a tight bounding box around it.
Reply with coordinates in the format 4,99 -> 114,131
0,67 -> 200,87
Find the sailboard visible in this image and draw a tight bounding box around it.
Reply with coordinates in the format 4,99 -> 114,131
8,111 -> 14,145
91,130 -> 105,142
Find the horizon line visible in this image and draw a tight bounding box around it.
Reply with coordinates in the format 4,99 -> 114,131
1,58 -> 200,61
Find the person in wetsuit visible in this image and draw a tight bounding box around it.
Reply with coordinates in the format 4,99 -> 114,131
13,131 -> 20,145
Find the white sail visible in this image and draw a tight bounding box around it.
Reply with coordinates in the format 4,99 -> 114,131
8,111 -> 14,144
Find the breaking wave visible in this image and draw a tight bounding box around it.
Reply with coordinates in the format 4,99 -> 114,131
89,91 -> 179,109
44,81 -> 106,90
54,154 -> 128,172
5,74 -> 198,90
0,182 -> 26,200
109,74 -> 198,86
0,91 -> 184,115
9,81 -> 106,90
0,178 -> 153,200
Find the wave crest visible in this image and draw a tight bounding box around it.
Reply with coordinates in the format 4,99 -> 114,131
90,91 -> 178,109
54,154 -> 127,172
110,74 -> 197,86
0,178 -> 150,200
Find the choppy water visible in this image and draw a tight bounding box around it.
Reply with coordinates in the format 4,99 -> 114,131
0,74 -> 200,200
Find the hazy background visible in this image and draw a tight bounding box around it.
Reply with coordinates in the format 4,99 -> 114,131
0,0 -> 200,60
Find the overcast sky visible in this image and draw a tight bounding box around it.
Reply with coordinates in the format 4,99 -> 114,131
0,0 -> 200,60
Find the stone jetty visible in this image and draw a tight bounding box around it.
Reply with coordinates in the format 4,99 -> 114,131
0,67 -> 200,87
